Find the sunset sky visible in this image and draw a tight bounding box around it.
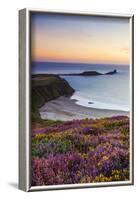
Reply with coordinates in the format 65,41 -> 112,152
31,12 -> 130,65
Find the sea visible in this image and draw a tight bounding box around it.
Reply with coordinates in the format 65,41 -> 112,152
32,61 -> 130,111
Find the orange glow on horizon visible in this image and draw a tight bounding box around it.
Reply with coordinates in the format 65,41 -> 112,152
32,45 -> 129,65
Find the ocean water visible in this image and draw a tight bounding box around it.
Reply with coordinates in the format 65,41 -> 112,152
32,62 -> 130,111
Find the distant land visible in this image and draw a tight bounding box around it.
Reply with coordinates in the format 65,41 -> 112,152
59,69 -> 117,76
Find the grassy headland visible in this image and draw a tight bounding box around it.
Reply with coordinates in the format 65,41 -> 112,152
31,74 -> 74,121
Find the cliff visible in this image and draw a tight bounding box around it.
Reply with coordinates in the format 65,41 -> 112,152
31,74 -> 75,112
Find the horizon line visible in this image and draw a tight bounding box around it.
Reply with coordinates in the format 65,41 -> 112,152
31,60 -> 129,66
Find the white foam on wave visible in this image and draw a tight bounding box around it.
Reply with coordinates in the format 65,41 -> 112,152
71,92 -> 129,112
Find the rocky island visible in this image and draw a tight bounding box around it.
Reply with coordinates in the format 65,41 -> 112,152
59,69 -> 117,76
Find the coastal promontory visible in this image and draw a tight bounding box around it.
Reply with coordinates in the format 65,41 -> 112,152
31,74 -> 75,111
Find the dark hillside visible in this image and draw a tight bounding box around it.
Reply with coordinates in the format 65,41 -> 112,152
31,74 -> 75,112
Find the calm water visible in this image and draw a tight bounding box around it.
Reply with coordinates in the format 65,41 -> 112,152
32,62 -> 130,111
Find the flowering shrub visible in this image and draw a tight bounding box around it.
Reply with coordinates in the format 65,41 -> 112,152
32,138 -> 73,157
31,116 -> 130,186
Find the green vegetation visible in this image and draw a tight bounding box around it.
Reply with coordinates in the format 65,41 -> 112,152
31,74 -> 75,121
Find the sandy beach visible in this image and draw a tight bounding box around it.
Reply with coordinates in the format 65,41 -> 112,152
39,96 -> 129,121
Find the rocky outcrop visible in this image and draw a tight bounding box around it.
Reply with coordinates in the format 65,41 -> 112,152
31,74 -> 75,111
59,69 -> 117,76
105,69 -> 117,75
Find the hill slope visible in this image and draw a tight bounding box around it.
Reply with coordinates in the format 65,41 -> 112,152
31,74 -> 75,113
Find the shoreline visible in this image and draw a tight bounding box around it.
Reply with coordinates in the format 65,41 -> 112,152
39,96 -> 129,121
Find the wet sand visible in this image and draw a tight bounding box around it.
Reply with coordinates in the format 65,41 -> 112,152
39,96 -> 129,121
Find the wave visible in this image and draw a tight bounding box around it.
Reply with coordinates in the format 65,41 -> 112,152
71,92 -> 129,112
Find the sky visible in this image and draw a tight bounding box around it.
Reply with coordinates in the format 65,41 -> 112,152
31,12 -> 130,65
